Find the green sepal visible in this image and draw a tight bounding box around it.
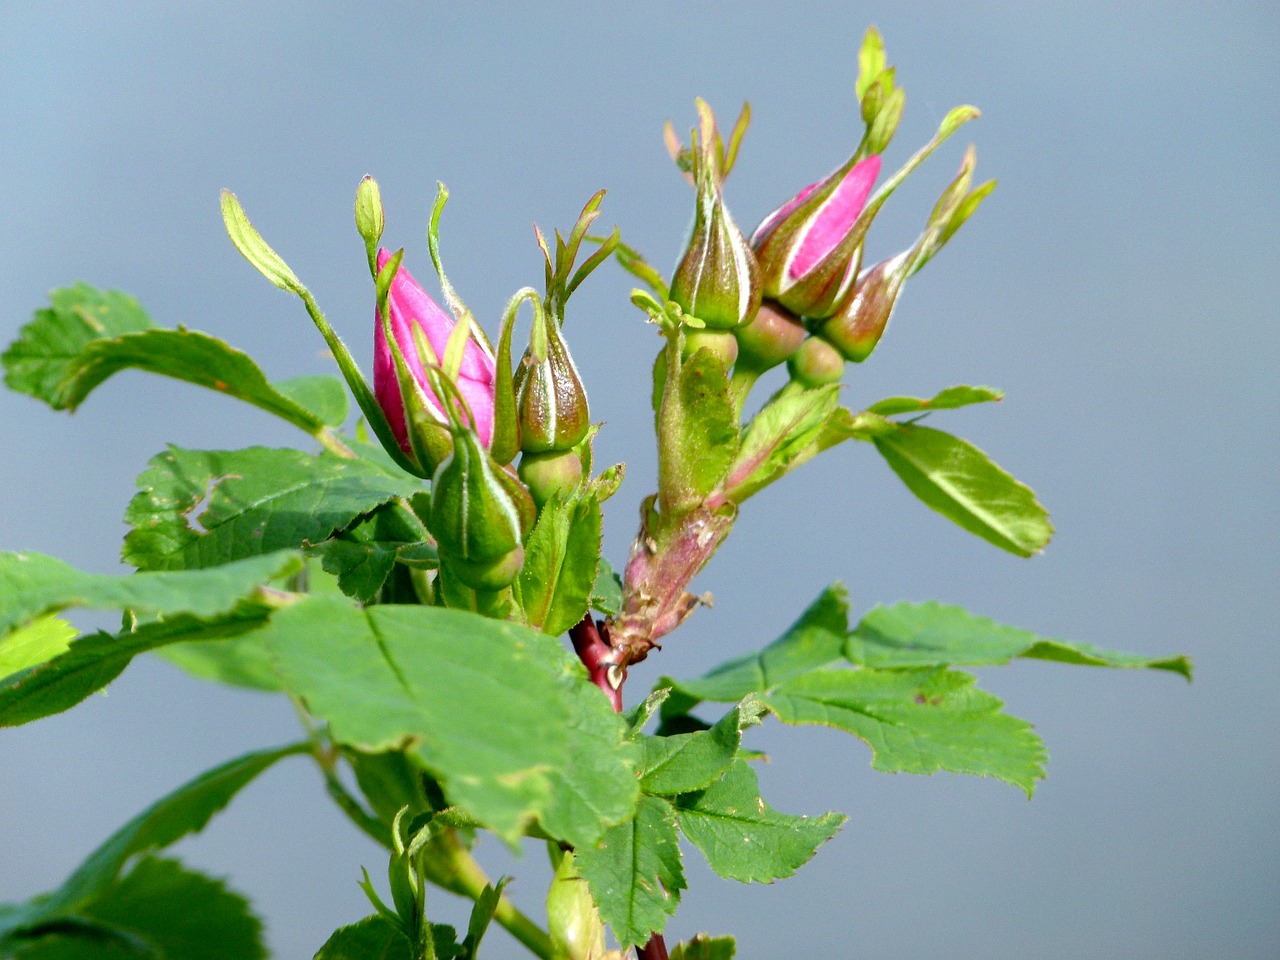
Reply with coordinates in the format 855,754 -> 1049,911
490,289 -> 541,467
656,329 -> 739,518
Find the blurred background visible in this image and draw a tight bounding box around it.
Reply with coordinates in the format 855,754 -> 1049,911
1,2 -> 1276,957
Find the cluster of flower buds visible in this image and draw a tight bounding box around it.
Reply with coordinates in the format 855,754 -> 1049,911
728,27 -> 994,391
357,176 -> 607,592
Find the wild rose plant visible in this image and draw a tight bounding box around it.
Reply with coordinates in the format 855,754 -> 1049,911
0,27 -> 1188,960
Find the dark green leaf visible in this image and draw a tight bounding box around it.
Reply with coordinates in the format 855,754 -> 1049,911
6,858 -> 264,960
640,698 -> 765,796
314,915 -> 413,960
590,558 -> 623,617
675,761 -> 843,882
663,585 -> 850,707
123,446 -> 419,572
863,384 -> 1003,416
313,499 -> 435,603
517,494 -> 603,637
575,796 -> 685,949
764,667 -> 1046,794
873,423 -> 1053,556
847,601 -> 1192,678
669,934 -> 736,960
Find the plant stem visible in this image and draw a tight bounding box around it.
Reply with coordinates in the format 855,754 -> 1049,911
568,613 -> 669,960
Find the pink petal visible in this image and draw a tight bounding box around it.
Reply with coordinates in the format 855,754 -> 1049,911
788,154 -> 881,280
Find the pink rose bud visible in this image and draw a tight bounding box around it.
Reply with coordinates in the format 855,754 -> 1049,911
751,153 -> 881,320
373,248 -> 497,452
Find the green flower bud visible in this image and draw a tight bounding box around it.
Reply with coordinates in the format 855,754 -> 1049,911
815,251 -> 910,363
546,846 -> 605,960
514,312 -> 590,454
517,449 -> 585,509
430,428 -> 535,590
787,335 -> 845,387
668,99 -> 762,330
733,299 -> 806,372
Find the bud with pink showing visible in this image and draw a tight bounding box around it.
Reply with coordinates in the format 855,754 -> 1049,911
373,248 -> 497,466
751,152 -> 882,320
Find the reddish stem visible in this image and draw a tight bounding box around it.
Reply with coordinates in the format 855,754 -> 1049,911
569,615 -> 623,714
568,613 -> 667,960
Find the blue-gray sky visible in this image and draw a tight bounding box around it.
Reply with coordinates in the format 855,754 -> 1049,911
1,3 -> 1276,957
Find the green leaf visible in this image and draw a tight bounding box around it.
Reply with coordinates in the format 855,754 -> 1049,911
517,494 -> 603,636
123,446 -> 419,572
537,673 -> 641,847
872,423 -> 1053,556
3,285 -> 152,401
272,374 -> 350,426
640,698 -> 765,796
313,499 -> 435,603
314,915 -> 413,960
1,285 -> 346,438
589,558 -> 623,617
863,384 -> 1003,417
669,934 -> 736,960
259,597 -> 635,842
658,344 -> 738,513
0,616 -> 76,679
4,857 -> 266,960
0,550 -> 300,644
0,612 -> 277,727
663,585 -> 850,707
720,382 -> 840,502
764,667 -> 1047,794
575,796 -> 685,949
0,745 -> 302,940
674,760 -> 844,883
847,601 -> 1192,679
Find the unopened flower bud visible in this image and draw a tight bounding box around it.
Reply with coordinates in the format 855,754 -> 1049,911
668,100 -> 762,330
514,313 -> 590,455
751,153 -> 881,320
787,335 -> 845,387
430,429 -> 535,591
374,249 -> 497,465
815,251 -> 910,363
354,176 -> 385,259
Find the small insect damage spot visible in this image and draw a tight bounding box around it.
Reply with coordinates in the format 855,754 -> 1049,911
182,474 -> 239,534
913,692 -> 944,707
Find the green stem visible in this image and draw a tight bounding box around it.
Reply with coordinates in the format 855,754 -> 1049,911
315,425 -> 357,459
728,366 -> 761,417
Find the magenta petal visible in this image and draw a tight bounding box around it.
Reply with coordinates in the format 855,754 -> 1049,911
751,181 -> 819,246
788,154 -> 881,280
373,247 -> 498,451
